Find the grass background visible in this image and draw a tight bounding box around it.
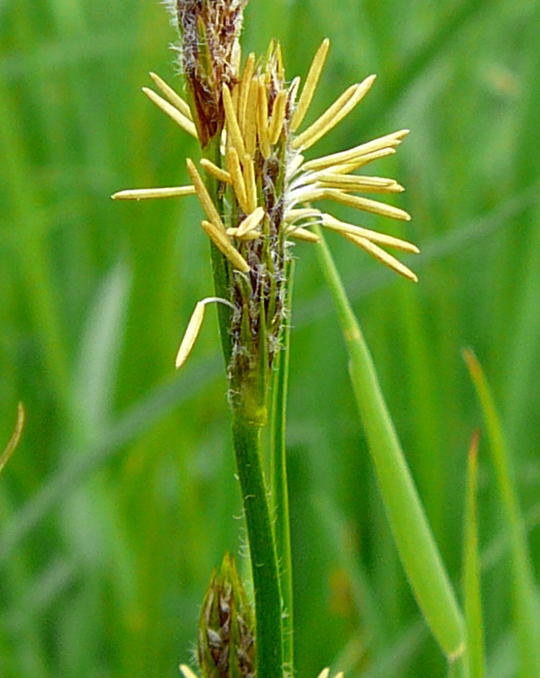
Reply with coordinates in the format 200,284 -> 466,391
1,0 -> 539,676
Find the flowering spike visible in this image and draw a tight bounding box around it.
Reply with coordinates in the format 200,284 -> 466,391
291,39 -> 330,132
142,87 -> 198,138
197,553 -> 256,678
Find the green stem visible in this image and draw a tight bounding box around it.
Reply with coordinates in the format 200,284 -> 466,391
314,225 -> 465,659
271,260 -> 295,674
231,410 -> 284,678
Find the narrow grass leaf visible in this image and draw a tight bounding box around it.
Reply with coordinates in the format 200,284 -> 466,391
463,431 -> 486,678
0,403 -> 25,474
463,349 -> 540,677
315,225 -> 465,659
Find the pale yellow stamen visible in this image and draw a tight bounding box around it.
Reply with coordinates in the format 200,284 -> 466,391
179,665 -> 199,678
226,227 -> 260,240
293,75 -> 376,151
231,83 -> 240,115
322,189 -> 411,221
201,220 -> 250,272
243,154 -> 258,212
244,77 -> 259,156
274,41 -> 285,80
325,148 -> 397,175
322,215 -> 419,253
257,80 -> 271,158
268,90 -> 288,145
142,87 -> 198,139
149,72 -> 193,120
223,84 -> 246,157
237,206 -> 265,237
344,233 -> 418,282
317,670 -> 330,678
285,207 -> 321,223
302,130 -> 409,172
175,301 -> 206,369
226,147 -> 250,213
200,159 -> 232,184
290,188 -> 328,204
186,159 -> 225,232
239,53 -> 256,132
315,174 -> 404,193
291,39 -> 330,132
287,227 -> 321,243
111,186 -> 196,200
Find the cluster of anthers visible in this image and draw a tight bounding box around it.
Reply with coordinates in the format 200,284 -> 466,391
113,39 -> 419,369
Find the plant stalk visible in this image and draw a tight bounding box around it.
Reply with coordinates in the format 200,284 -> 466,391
231,408 -> 284,678
271,260 -> 295,674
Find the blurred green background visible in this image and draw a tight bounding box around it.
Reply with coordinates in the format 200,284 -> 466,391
1,0 -> 539,676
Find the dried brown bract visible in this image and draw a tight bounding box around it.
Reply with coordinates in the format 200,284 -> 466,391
174,0 -> 247,146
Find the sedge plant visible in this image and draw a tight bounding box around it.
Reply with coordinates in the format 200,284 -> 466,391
112,1 -> 465,675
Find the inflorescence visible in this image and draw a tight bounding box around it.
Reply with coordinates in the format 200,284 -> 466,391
112,37 -> 419,375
